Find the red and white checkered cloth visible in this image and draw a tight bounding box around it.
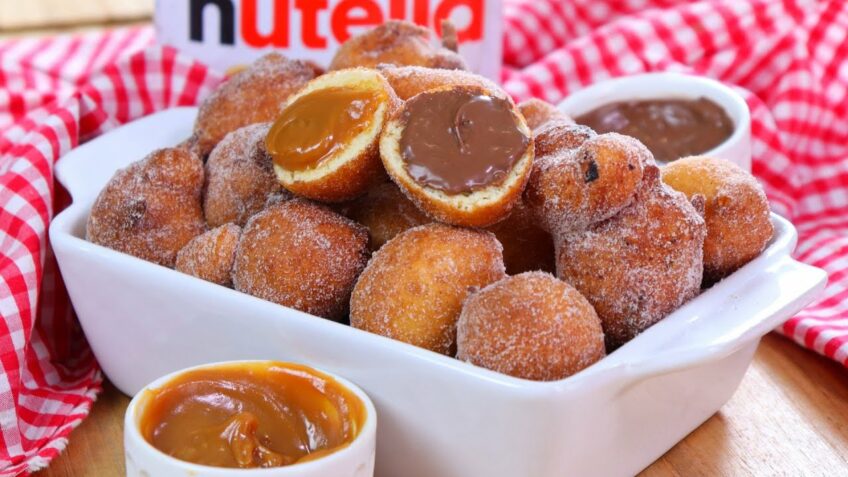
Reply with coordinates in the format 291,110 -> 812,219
0,0 -> 846,474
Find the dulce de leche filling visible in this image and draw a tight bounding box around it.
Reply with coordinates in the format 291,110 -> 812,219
399,90 -> 529,194
266,86 -> 383,172
138,362 -> 365,469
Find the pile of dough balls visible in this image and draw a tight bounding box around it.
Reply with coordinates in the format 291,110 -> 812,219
86,23 -> 774,382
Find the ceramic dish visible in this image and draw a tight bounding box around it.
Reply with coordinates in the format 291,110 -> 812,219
124,360 -> 376,477
51,107 -> 826,477
558,72 -> 752,171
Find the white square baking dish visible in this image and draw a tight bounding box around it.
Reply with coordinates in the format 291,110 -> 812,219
50,107 -> 827,477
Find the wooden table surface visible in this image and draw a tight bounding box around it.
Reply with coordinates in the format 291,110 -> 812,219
34,333 -> 848,476
0,0 -> 152,33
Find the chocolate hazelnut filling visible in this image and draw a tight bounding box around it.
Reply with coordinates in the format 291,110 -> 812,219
266,86 -> 383,172
399,89 -> 529,194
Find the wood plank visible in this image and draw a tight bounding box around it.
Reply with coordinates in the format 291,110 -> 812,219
642,334 -> 848,476
0,0 -> 153,31
34,381 -> 129,476
33,333 -> 848,476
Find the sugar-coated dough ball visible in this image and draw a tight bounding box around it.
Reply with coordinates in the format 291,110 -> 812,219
378,66 -> 504,101
268,68 -> 400,203
175,224 -> 241,286
194,53 -> 317,155
533,122 -> 595,158
518,98 -> 574,131
329,20 -> 466,71
457,272 -> 605,381
486,200 -> 555,275
345,182 -> 430,251
350,223 -> 506,355
525,133 -> 649,236
556,166 -> 706,349
87,147 -> 207,267
204,123 -> 285,227
662,156 -> 774,284
232,199 -> 369,320
379,85 -> 534,228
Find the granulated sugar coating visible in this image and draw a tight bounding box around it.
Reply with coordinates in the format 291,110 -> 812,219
86,147 -> 207,267
518,99 -> 574,132
377,65 -> 503,101
193,53 -> 317,155
264,191 -> 293,209
232,199 -> 369,321
175,223 -> 241,287
349,223 -> 506,356
486,200 -> 555,275
532,122 -> 595,158
175,133 -> 204,159
556,165 -> 707,349
346,182 -> 431,251
329,21 -> 467,72
526,132 -> 651,237
457,272 -> 605,381
662,156 -> 774,285
203,123 -> 285,227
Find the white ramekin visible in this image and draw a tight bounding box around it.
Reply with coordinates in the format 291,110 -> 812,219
557,72 -> 752,171
124,360 -> 377,477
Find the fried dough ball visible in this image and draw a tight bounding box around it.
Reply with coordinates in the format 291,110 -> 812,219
329,20 -> 466,71
533,122 -> 595,158
556,166 -> 706,349
232,200 -> 369,320
380,85 -> 534,228
457,272 -> 605,381
87,147 -> 207,267
350,224 -> 506,355
204,123 -> 284,227
175,224 -> 241,286
194,53 -> 317,155
662,156 -> 774,284
525,132 -> 650,236
486,200 -> 555,274
346,183 -> 430,251
518,98 -> 574,131
267,68 -> 399,202
176,134 -> 204,159
378,65 -> 505,101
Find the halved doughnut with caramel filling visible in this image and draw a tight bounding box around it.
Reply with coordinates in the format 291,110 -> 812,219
380,85 -> 534,228
265,68 -> 400,202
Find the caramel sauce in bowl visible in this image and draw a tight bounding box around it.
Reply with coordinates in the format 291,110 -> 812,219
124,361 -> 376,477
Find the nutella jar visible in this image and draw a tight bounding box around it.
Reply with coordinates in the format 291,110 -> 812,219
155,0 -> 504,78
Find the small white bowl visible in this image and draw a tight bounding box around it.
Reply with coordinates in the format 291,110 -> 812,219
124,361 -> 377,477
558,72 -> 752,171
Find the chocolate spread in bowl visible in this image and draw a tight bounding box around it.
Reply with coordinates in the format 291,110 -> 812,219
575,98 -> 734,163
399,89 -> 530,194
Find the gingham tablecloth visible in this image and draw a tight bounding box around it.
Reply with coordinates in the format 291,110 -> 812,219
1,0 -> 846,474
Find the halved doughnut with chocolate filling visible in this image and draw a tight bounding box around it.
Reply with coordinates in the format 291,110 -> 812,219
265,68 -> 400,202
379,85 -> 534,228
